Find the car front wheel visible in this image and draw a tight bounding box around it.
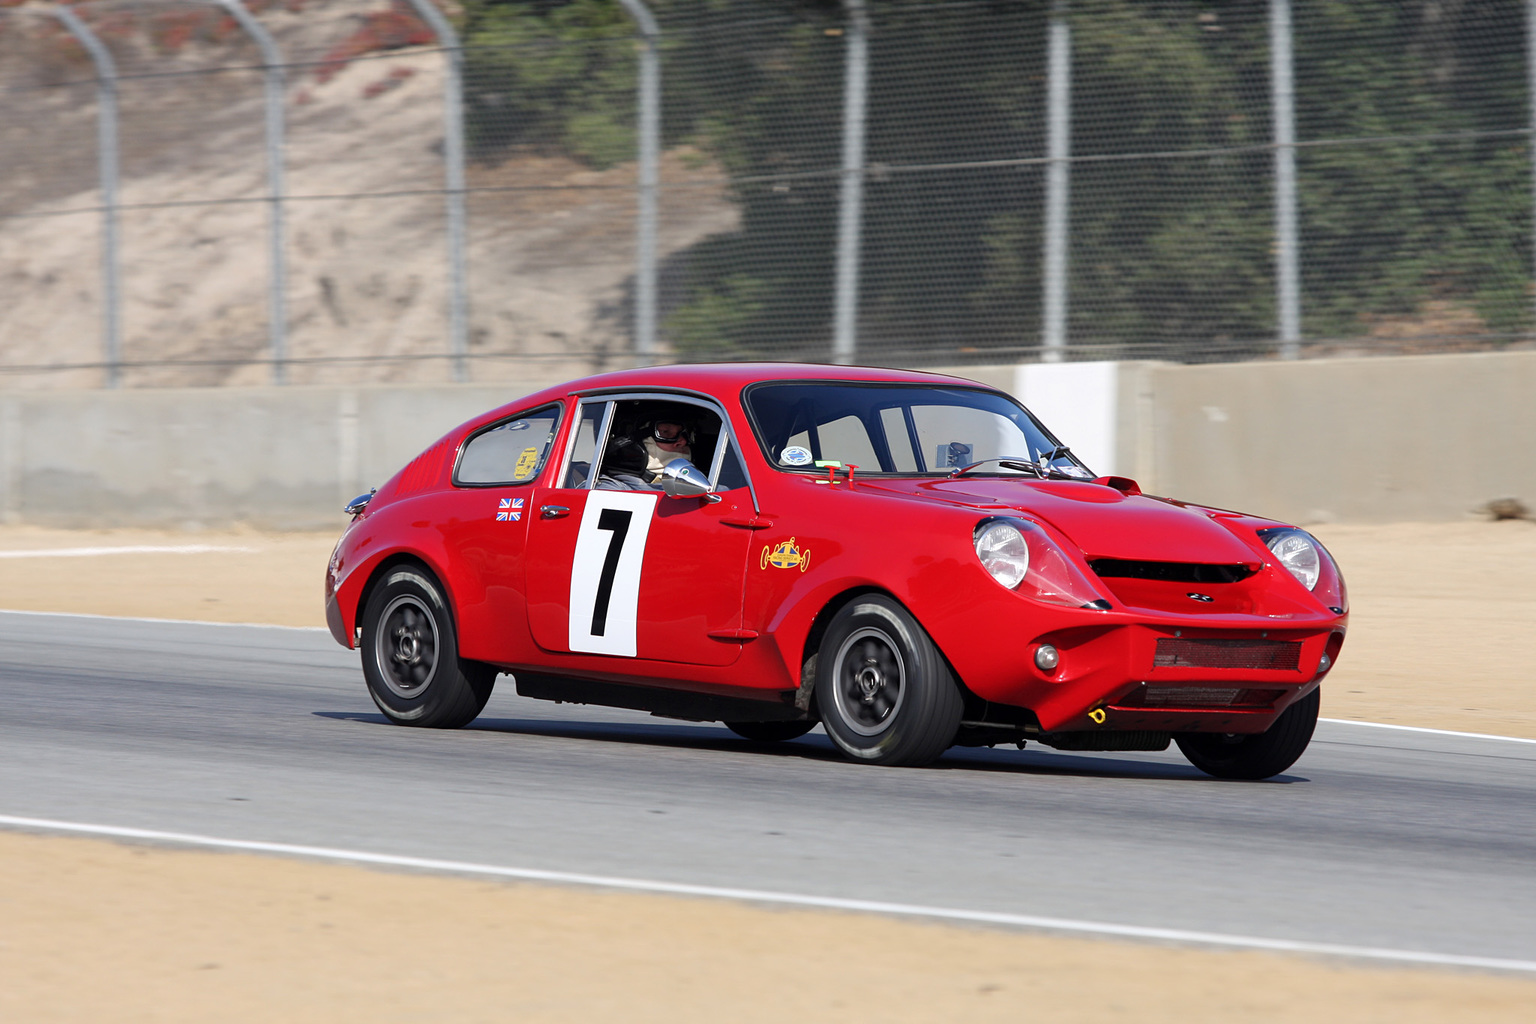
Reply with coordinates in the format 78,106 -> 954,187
814,595 -> 962,766
1175,687 -> 1320,780
360,566 -> 494,729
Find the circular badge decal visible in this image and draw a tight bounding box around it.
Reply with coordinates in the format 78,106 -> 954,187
780,445 -> 813,467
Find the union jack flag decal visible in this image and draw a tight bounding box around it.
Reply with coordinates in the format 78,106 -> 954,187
496,497 -> 525,522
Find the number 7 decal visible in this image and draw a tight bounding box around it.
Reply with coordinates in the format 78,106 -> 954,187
568,491 -> 656,655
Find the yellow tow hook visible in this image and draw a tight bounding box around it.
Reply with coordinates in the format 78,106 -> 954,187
1088,707 -> 1107,725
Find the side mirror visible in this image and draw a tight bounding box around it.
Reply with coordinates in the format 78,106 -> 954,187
658,458 -> 713,498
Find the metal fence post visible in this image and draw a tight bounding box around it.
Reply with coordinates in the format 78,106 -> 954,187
217,0 -> 287,385
1528,0 -> 1536,332
1041,0 -> 1071,364
404,0 -> 468,382
831,0 -> 869,365
1272,0 -> 1300,360
52,5 -> 120,388
618,0 -> 659,365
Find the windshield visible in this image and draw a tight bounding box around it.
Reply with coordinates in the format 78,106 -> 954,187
744,383 -> 1093,477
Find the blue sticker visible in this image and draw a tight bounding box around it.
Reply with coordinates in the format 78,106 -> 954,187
781,445 -> 813,467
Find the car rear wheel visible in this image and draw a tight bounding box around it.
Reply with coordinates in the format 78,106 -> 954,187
724,720 -> 817,743
1175,687 -> 1320,780
361,566 -> 494,728
814,595 -> 962,766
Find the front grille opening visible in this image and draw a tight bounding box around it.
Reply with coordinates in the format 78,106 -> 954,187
1090,559 -> 1260,584
1154,637 -> 1301,671
1116,686 -> 1287,709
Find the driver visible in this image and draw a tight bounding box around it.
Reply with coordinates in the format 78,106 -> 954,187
595,419 -> 701,490
641,419 -> 697,482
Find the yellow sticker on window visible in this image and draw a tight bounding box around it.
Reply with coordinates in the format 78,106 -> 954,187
513,446 -> 540,480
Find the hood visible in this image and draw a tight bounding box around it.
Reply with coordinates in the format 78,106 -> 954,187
868,478 -> 1262,564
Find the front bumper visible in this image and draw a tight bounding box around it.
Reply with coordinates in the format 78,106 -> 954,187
943,603 -> 1345,734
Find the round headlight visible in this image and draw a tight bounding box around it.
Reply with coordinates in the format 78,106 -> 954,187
1265,530 -> 1321,591
975,521 -> 1030,589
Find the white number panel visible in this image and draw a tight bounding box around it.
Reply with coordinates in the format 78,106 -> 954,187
567,491 -> 657,656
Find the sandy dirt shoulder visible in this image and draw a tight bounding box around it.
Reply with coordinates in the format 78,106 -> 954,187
1,518 -> 1532,738
2,829 -> 1534,1024
1303,520 -> 1536,739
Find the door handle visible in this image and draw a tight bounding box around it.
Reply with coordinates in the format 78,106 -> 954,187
720,515 -> 773,529
539,504 -> 570,520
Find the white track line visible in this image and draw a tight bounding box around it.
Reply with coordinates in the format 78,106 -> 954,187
0,545 -> 256,558
1321,718 -> 1536,746
0,608 -> 328,632
2,814 -> 1533,975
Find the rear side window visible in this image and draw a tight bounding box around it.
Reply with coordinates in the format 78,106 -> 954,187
455,404 -> 563,486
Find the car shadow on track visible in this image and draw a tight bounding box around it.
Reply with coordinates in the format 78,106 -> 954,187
312,710 -> 1304,782
936,745 -> 1307,783
312,710 -> 847,762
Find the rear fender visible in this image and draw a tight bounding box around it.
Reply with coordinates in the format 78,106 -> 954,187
330,509 -> 461,650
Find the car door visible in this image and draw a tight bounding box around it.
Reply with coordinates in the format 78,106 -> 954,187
524,394 -> 755,668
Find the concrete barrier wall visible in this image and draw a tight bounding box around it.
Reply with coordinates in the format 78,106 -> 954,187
1147,351 -> 1536,523
0,386 -> 531,530
2,350 -> 1532,529
946,350 -> 1536,524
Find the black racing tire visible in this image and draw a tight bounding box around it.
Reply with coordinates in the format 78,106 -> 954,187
1176,687 -> 1321,780
725,720 -> 817,743
814,595 -> 962,766
360,566 -> 494,729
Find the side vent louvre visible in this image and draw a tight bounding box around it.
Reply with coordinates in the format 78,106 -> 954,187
396,440 -> 449,496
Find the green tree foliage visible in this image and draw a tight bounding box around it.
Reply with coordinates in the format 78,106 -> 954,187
459,0 -> 1532,360
1292,0 -> 1530,338
461,0 -> 637,167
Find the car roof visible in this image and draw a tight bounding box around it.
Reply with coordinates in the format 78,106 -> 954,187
507,362 -> 996,412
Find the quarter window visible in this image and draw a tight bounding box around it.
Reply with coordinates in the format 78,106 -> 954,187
455,404 -> 562,486
563,402 -> 607,488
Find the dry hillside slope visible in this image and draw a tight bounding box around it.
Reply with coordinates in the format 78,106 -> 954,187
0,0 -> 736,389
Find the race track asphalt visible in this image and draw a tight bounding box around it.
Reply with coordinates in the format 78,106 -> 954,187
1,610 -> 1532,965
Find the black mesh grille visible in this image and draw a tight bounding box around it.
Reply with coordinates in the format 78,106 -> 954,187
1119,686 -> 1287,709
1091,560 -> 1259,583
1153,638 -> 1301,671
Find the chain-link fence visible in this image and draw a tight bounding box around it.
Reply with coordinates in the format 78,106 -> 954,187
1,0 -> 1533,388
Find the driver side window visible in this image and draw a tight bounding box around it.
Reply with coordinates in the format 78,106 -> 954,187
591,398 -> 726,492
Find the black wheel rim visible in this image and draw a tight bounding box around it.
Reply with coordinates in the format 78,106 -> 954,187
831,626 -> 906,737
375,595 -> 440,699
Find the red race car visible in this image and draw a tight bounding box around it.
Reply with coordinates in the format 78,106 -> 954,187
325,363 -> 1347,778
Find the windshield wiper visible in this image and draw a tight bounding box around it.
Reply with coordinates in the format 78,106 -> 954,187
949,457 -> 1045,479
950,449 -> 1080,480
